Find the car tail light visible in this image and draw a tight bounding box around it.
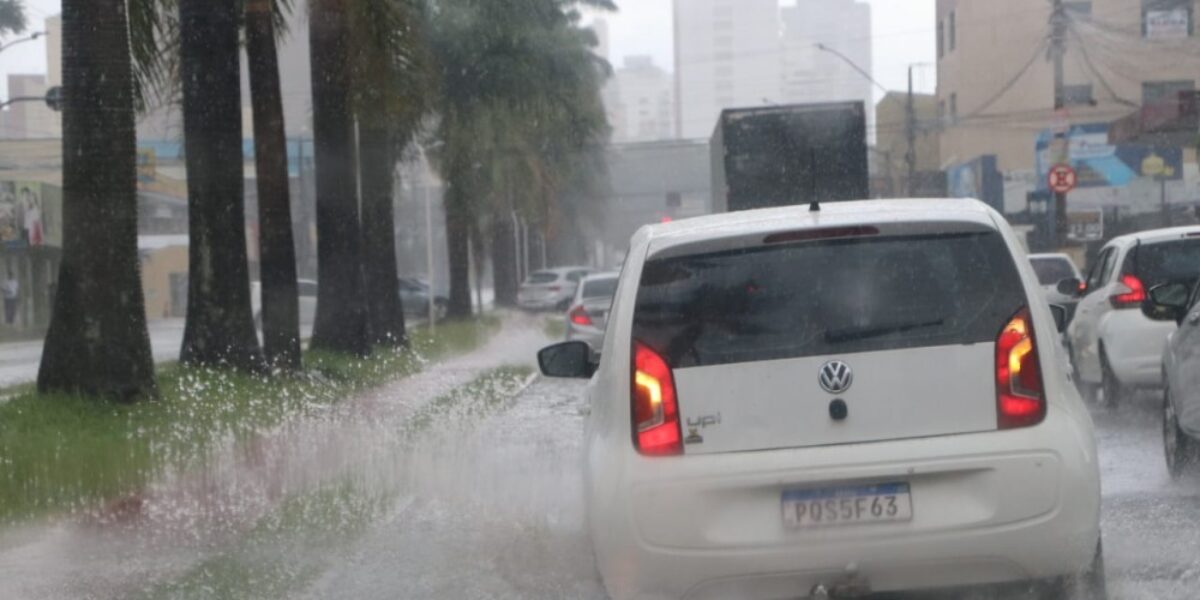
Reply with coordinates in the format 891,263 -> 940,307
568,305 -> 592,326
1109,274 -> 1145,309
995,307 -> 1045,429
632,341 -> 682,456
548,285 -> 561,292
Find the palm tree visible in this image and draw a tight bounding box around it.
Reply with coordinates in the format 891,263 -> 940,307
246,0 -> 302,369
347,0 -> 433,345
177,0 -> 267,372
0,0 -> 26,36
309,0 -> 370,355
429,0 -> 612,313
38,0 -> 157,401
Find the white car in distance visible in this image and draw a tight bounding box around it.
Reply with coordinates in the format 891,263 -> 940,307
539,199 -> 1103,600
564,272 -> 618,351
1065,226 -> 1200,405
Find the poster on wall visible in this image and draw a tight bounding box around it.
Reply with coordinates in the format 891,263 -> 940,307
1035,122 -> 1183,192
947,155 -> 1004,213
0,182 -> 52,249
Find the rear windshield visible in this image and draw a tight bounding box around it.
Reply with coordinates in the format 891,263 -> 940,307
1030,257 -> 1076,285
582,278 -> 618,298
1126,239 -> 1200,286
527,272 -> 558,284
633,232 -> 1026,368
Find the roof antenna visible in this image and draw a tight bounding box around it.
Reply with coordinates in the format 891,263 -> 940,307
808,147 -> 820,212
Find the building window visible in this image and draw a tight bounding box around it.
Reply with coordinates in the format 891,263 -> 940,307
1143,1 -> 1193,39
937,21 -> 944,58
713,18 -> 733,32
938,99 -> 946,121
949,11 -> 956,51
1065,1 -> 1092,16
1063,83 -> 1095,106
714,35 -> 733,48
1143,79 -> 1195,104
714,80 -> 733,93
949,92 -> 958,122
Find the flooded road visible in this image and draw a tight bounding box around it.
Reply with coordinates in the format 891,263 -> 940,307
0,313 -> 1198,599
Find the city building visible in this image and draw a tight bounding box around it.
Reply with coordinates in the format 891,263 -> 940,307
874,91 -> 943,197
673,0 -> 783,139
607,56 -> 675,143
780,0 -> 874,136
603,139 -> 710,264
937,0 -> 1200,216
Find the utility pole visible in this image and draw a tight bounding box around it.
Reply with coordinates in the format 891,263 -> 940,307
1051,0 -> 1069,247
905,65 -> 917,197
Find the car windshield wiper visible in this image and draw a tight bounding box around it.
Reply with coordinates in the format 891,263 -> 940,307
824,318 -> 945,344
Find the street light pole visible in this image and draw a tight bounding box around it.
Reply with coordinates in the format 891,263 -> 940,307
815,44 -> 930,199
905,65 -> 918,197
0,31 -> 45,55
415,145 -> 436,333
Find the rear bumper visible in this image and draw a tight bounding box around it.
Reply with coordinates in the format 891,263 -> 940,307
566,324 -> 605,349
590,407 -> 1100,600
517,296 -> 566,311
1099,310 -> 1175,386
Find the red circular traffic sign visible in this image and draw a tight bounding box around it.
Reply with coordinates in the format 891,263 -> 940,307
1048,164 -> 1077,194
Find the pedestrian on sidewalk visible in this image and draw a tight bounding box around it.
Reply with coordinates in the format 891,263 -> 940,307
3,270 -> 19,325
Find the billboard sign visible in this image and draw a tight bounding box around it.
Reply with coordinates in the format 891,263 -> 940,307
1035,122 -> 1183,192
0,181 -> 57,249
1068,209 -> 1104,242
1146,9 -> 1190,40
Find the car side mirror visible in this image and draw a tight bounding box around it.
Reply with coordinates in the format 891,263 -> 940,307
1049,304 -> 1068,333
1056,277 -> 1084,297
1143,282 -> 1191,324
538,341 -> 596,379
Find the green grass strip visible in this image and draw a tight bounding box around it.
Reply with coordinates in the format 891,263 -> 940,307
0,316 -> 500,524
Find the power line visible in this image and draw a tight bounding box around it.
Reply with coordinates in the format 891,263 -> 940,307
959,36 -> 1050,120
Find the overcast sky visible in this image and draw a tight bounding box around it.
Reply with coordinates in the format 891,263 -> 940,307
0,0 -> 936,103
599,0 -> 937,98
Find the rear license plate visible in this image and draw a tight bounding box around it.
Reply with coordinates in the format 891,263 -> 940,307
781,482 -> 912,528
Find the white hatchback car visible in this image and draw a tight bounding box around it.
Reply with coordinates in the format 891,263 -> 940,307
538,199 -> 1103,600
517,266 -> 594,311
1065,226 -> 1200,404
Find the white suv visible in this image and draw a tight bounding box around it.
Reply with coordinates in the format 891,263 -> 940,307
539,199 -> 1103,600
1065,226 -> 1200,404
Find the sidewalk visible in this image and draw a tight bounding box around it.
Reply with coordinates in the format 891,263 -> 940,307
0,311 -> 551,600
0,319 -> 188,388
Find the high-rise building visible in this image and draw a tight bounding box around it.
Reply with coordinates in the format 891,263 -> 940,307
673,0 -> 783,139
608,56 -> 675,143
780,0 -> 873,135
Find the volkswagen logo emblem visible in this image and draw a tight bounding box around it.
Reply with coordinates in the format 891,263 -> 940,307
818,360 -> 853,394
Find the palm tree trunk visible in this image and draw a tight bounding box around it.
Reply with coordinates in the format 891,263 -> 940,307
309,0 -> 370,355
444,189 -> 473,318
490,207 -> 518,307
177,0 -> 266,371
246,0 -> 302,370
359,123 -> 407,346
37,0 -> 156,401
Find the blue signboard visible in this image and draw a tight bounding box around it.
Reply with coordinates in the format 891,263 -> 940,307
947,154 -> 1003,212
1035,122 -> 1183,192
